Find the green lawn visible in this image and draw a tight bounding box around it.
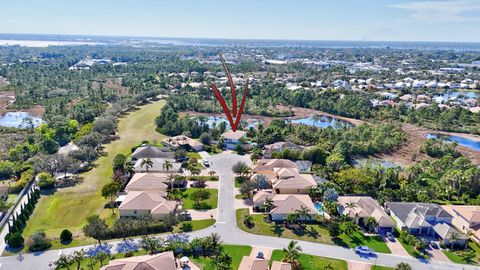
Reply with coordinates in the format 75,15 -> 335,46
187,152 -> 202,159
191,244 -> 252,270
443,242 -> 480,265
180,188 -> 218,209
337,230 -> 391,253
236,209 -> 333,245
398,238 -> 428,260
173,219 -> 215,233
207,145 -> 223,155
23,100 -> 166,241
235,176 -> 247,188
269,250 -> 348,270
177,175 -> 219,181
371,266 -> 394,270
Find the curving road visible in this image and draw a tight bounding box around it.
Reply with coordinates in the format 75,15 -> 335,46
1,152 -> 479,270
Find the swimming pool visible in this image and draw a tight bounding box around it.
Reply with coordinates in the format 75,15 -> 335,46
314,202 -> 326,215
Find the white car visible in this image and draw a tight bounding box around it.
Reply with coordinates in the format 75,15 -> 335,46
202,159 -> 211,167
354,246 -> 376,256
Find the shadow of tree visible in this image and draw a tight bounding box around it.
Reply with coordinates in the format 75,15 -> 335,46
307,227 -> 319,239
333,237 -> 348,248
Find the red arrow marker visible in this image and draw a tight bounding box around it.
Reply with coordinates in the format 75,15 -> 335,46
211,54 -> 249,132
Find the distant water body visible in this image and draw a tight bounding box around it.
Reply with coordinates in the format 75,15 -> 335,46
0,34 -> 478,51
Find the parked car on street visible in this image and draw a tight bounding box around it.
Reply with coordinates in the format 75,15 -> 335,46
354,246 -> 376,256
429,241 -> 439,249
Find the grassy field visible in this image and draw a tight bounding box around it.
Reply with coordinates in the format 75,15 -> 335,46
23,100 -> 166,240
191,244 -> 252,270
337,230 -> 391,253
180,188 -> 218,209
236,209 -> 333,245
269,250 -> 348,270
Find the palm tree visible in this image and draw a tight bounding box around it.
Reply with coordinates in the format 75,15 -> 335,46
86,257 -> 98,270
343,221 -> 359,235
190,166 -> 201,179
208,170 -> 216,180
262,197 -> 274,212
345,202 -> 357,212
162,160 -> 173,173
395,262 -> 413,270
72,249 -> 86,270
449,231 -> 460,249
95,251 -> 108,267
140,158 -> 153,172
250,147 -> 262,162
207,233 -> 222,255
283,240 -> 302,267
364,216 -> 378,233
285,213 -> 298,227
167,173 -> 175,190
140,235 -> 160,255
54,255 -> 73,270
295,206 -> 311,223
240,166 -> 252,179
124,163 -> 134,177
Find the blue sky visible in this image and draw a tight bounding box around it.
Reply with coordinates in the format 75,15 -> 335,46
0,0 -> 479,42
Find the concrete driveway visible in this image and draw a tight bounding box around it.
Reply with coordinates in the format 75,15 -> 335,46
382,235 -> 410,257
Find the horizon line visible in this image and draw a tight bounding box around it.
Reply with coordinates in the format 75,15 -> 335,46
1,32 -> 480,45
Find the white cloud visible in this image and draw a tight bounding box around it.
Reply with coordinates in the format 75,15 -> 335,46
390,0 -> 480,23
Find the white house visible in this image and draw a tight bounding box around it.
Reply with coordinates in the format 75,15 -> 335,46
222,130 -> 247,150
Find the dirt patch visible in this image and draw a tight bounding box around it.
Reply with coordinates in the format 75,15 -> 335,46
25,105 -> 45,117
0,91 -> 15,114
377,123 -> 480,167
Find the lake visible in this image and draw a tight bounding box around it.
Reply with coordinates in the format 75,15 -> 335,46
426,133 -> 480,151
0,112 -> 43,128
195,116 -> 263,130
437,90 -> 480,100
288,115 -> 353,129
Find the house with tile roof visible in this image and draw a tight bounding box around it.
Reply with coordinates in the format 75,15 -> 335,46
270,167 -> 317,194
222,130 -> 247,150
100,251 -> 176,270
442,205 -> 480,243
125,173 -> 173,192
251,159 -> 298,175
238,256 -> 269,270
131,145 -> 174,161
271,261 -> 292,270
337,196 -> 394,233
433,223 -> 468,247
253,192 -> 317,221
133,158 -> 181,173
163,135 -> 204,152
386,202 -> 452,236
118,191 -> 178,220
263,141 -> 303,158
